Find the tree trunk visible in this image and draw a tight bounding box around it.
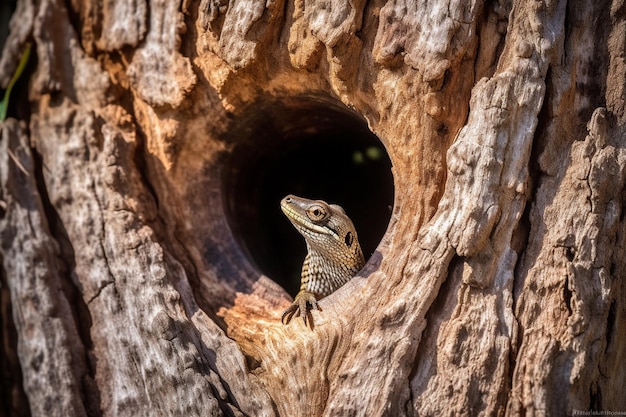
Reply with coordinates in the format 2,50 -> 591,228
1,0 -> 624,416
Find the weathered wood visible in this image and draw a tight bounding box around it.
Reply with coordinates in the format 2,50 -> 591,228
1,120 -> 90,417
0,0 -> 624,416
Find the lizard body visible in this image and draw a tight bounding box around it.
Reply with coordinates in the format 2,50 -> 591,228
280,194 -> 365,325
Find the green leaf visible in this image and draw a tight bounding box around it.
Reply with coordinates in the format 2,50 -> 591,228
0,42 -> 31,121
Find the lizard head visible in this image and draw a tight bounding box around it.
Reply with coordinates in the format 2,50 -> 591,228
280,194 -> 365,269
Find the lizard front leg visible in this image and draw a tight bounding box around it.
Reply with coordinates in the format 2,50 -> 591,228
281,290 -> 320,326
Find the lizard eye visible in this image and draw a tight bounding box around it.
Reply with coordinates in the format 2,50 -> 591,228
306,205 -> 327,221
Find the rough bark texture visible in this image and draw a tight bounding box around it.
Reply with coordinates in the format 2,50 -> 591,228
0,0 -> 625,416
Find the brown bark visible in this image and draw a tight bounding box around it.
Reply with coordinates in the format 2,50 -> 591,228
0,0 -> 624,416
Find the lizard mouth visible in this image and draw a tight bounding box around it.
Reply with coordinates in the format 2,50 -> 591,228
280,201 -> 336,237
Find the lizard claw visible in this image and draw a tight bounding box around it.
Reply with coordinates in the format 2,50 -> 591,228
281,304 -> 298,325
281,291 -> 320,326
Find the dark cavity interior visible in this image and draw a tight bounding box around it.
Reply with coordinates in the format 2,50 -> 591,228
223,97 -> 394,296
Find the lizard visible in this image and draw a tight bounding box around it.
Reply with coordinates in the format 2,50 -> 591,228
280,194 -> 365,325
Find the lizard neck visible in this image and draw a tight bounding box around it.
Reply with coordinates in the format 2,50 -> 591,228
301,245 -> 363,297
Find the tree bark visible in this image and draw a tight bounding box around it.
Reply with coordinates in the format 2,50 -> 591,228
1,0 -> 625,416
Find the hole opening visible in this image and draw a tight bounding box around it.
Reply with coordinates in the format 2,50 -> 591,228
223,96 -> 394,296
